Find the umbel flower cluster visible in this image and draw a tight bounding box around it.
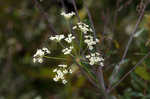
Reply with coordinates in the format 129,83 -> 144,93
33,48 -> 50,63
33,11 -> 104,84
53,64 -> 72,84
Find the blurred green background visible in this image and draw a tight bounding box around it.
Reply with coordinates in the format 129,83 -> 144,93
0,0 -> 150,99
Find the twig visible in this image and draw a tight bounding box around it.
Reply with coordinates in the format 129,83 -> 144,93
75,61 -> 99,88
60,0 -> 66,11
108,51 -> 150,93
83,2 -> 96,39
71,0 -> 80,22
110,1 -> 149,81
97,66 -> 109,99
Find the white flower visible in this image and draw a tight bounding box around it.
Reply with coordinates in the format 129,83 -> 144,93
89,46 -> 94,50
62,46 -> 73,55
62,79 -> 67,84
86,55 -> 90,58
42,47 -> 50,54
84,35 -> 99,50
49,35 -> 65,42
33,47 -> 50,63
56,70 -> 64,78
86,52 -> 104,66
33,49 -> 45,63
63,69 -> 68,74
34,49 -> 44,57
100,62 -> 104,67
76,22 -> 93,34
65,34 -> 75,43
53,76 -> 59,82
34,96 -> 42,99
53,69 -> 57,72
58,64 -> 67,68
69,69 -> 73,74
61,11 -> 75,19
72,26 -> 77,30
38,58 -> 43,63
52,64 -> 72,84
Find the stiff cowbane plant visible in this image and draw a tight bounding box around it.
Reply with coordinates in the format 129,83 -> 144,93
33,11 -> 104,85
33,0 -> 150,98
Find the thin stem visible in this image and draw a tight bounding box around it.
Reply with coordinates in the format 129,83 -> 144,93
97,66 -> 109,99
66,20 -> 72,34
44,56 -> 67,60
121,3 -> 147,64
79,31 -> 83,55
74,60 -> 99,88
83,2 -> 96,39
111,1 -> 148,81
108,51 -> 150,93
81,46 -> 88,56
79,61 -> 97,81
97,67 -> 106,91
71,0 -> 80,22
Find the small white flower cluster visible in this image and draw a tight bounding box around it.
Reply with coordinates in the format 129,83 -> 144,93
72,22 -> 104,66
65,34 -> 75,43
73,22 -> 99,51
49,34 -> 65,42
33,12 -> 105,86
49,34 -> 75,55
53,64 -> 73,84
61,11 -> 75,19
62,46 -> 74,55
84,35 -> 99,50
33,47 -> 50,63
73,22 -> 93,34
86,52 -> 104,66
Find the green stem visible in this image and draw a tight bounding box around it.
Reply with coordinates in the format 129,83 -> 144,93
66,20 -> 72,34
44,56 -> 67,60
79,31 -> 83,55
79,61 -> 97,82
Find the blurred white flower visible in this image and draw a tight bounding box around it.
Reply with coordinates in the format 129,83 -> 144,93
49,35 -> 65,42
76,22 -> 93,34
62,79 -> 67,84
61,11 -> 75,19
42,47 -> 50,54
58,64 -> 67,68
65,34 -> 75,43
53,64 -> 73,84
86,52 -> 104,66
72,26 -> 77,30
84,35 -> 99,50
33,47 -> 50,63
34,96 -> 42,99
33,49 -> 44,63
62,46 -> 74,55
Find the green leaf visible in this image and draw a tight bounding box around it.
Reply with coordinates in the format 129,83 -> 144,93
135,66 -> 150,81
